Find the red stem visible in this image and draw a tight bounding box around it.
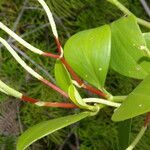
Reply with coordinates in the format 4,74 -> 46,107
41,79 -> 69,98
54,37 -> 62,54
40,37 -> 108,99
41,53 -> 107,98
60,57 -> 83,85
84,84 -> 107,98
60,57 -> 107,98
44,102 -> 78,108
42,52 -> 60,58
21,95 -> 77,108
22,95 -> 38,103
144,112 -> 150,127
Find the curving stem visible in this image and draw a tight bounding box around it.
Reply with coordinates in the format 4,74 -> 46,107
106,0 -> 150,29
0,79 -> 77,109
126,112 -> 150,150
0,37 -> 68,98
37,0 -> 110,99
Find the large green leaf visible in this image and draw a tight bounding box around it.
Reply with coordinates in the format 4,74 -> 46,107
143,32 -> 150,49
110,15 -> 150,79
64,25 -> 111,89
17,112 -> 91,150
55,60 -> 72,92
112,75 -> 150,121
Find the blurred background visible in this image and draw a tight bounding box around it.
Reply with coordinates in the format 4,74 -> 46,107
0,0 -> 150,149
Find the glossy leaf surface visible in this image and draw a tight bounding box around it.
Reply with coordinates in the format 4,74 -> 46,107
55,60 -> 72,92
143,32 -> 150,49
110,15 -> 150,79
112,75 -> 150,121
64,25 -> 111,89
68,85 -> 95,111
17,112 -> 91,150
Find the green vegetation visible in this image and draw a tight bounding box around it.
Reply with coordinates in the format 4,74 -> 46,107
0,0 -> 150,149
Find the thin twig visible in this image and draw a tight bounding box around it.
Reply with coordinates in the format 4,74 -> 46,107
0,23 -> 50,49
0,0 -> 28,47
58,126 -> 76,150
16,103 -> 23,133
11,44 -> 55,83
126,126 -> 147,150
75,132 -> 80,150
8,0 -> 28,40
24,6 -> 43,10
126,112 -> 150,150
107,0 -> 150,29
0,38 -> 68,98
140,0 -> 150,18
25,6 -> 71,38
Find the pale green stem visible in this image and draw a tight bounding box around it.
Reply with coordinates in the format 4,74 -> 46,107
0,22 -> 44,55
37,0 -> 58,38
0,79 -> 22,98
126,126 -> 147,150
37,0 -> 63,57
0,87 -> 9,95
101,88 -> 113,100
113,96 -> 127,102
83,98 -> 121,108
0,37 -> 43,80
72,80 -> 84,88
106,0 -> 150,29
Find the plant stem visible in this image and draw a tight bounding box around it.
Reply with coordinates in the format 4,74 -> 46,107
137,18 -> 150,29
106,0 -> 150,29
0,79 -> 22,98
84,98 -> 121,108
113,96 -> 127,102
37,0 -> 58,38
84,84 -> 108,98
60,57 -> 108,98
37,0 -> 109,99
140,0 -> 150,17
126,126 -> 147,150
11,44 -> 55,83
22,95 -> 77,108
144,112 -> 150,127
0,80 -> 77,108
126,112 -> 150,150
60,57 -> 83,85
0,22 -> 60,58
41,79 -> 68,98
35,101 -> 78,108
37,0 -> 64,56
0,37 -> 68,98
0,88 -> 9,95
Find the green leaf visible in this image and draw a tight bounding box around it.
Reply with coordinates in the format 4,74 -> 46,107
143,32 -> 150,49
54,60 -> 72,92
117,119 -> 132,150
68,85 -> 96,111
110,15 -> 150,79
64,25 -> 111,89
112,75 -> 150,121
17,112 -> 91,150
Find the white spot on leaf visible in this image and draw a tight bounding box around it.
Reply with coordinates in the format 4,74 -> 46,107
98,68 -> 102,71
139,104 -> 142,107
